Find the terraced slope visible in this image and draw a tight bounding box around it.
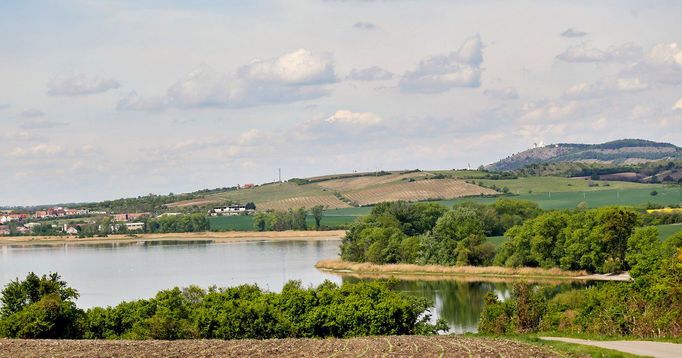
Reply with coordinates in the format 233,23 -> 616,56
0,336 -> 561,357
168,171 -> 496,210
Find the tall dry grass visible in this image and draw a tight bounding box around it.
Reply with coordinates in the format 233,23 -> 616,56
315,259 -> 587,278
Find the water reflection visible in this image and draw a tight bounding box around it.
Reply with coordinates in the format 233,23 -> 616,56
342,276 -> 587,333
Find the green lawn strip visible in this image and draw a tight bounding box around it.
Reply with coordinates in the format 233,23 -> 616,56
209,213 -> 358,231
657,223 -> 682,240
486,236 -> 509,248
470,334 -> 644,358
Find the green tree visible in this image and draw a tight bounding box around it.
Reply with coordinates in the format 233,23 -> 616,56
310,205 -> 324,230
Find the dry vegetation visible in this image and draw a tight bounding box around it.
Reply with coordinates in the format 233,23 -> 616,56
0,336 -> 561,357
316,259 -> 588,279
343,179 -> 497,206
166,171 -> 496,211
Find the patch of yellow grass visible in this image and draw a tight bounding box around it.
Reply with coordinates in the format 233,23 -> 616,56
315,259 -> 587,278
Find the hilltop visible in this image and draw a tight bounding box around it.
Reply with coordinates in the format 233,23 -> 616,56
486,139 -> 682,172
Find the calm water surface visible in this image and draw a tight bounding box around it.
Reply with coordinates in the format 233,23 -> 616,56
0,239 -> 556,333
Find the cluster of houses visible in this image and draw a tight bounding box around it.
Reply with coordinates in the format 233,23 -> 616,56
0,207 -> 154,236
208,204 -> 255,216
1,207 -> 92,224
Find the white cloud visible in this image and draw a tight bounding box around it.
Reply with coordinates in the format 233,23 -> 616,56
324,110 -> 384,125
47,73 -> 120,96
20,109 -> 45,118
484,87 -> 519,100
237,49 -> 336,85
564,77 -> 648,99
520,100 -> 583,123
556,42 -> 642,63
10,144 -> 63,157
120,49 -> 336,110
400,35 -> 483,93
117,91 -> 168,111
347,66 -> 394,81
622,43 -> 682,85
20,119 -> 69,129
674,98 -> 682,111
353,22 -> 377,30
561,28 -> 588,38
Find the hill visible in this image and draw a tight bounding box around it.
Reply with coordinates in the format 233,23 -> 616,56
167,170 -> 498,210
486,139 -> 682,172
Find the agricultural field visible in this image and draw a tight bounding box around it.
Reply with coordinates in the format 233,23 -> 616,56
658,223 -> 682,240
343,179 -> 497,206
434,186 -> 682,210
209,213 -> 359,231
477,176 -> 659,194
169,171 -> 497,212
0,336 -> 562,358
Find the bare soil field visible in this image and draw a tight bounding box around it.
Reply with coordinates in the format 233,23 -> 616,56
0,230 -> 345,246
343,179 -> 497,206
316,172 -> 428,191
0,336 -> 561,357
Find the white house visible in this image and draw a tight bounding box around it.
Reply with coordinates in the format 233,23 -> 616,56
208,204 -> 254,216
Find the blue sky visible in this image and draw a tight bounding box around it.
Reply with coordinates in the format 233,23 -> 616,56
1,0 -> 682,205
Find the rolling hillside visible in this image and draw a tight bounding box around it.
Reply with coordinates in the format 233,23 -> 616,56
168,170 -> 498,210
486,139 -> 682,172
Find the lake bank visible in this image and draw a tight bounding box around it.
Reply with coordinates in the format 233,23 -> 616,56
0,230 -> 345,246
315,259 -> 632,281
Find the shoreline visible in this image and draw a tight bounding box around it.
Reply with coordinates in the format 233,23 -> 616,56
315,259 -> 632,282
0,230 -> 345,246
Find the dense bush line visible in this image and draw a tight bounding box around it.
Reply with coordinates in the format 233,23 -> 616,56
480,230 -> 682,337
494,207 -> 640,273
340,200 -> 543,266
0,275 -> 446,340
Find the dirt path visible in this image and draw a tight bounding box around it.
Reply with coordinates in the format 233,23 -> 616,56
0,336 -> 561,357
541,337 -> 682,358
0,230 -> 345,246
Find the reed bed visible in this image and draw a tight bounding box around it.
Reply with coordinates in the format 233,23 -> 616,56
315,259 -> 587,278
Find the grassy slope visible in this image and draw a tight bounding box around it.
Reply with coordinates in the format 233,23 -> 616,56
658,223 -> 682,240
478,176 -> 657,194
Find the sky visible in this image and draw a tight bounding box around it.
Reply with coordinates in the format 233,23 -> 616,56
1,0 -> 682,206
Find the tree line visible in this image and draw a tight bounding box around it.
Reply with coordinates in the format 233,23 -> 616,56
252,205 -> 325,231
480,229 -> 682,337
340,200 -> 543,267
0,274 -> 446,339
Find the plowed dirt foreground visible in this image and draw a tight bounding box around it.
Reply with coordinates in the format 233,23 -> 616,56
0,336 -> 561,357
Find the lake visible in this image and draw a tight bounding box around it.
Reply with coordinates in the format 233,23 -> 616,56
0,239 -> 562,333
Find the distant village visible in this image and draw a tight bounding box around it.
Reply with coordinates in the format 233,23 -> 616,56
0,203 -> 257,236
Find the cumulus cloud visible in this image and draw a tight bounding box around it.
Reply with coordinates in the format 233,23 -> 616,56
10,144 -> 63,157
324,110 -> 384,125
117,91 -> 168,111
237,49 -> 336,85
120,49 -> 336,110
557,42 -> 642,63
347,66 -> 394,81
621,43 -> 682,85
400,35 -> 483,93
483,87 -> 519,100
674,98 -> 682,111
564,77 -> 648,99
47,73 -> 120,96
560,28 -> 588,38
20,119 -> 69,129
519,100 -> 584,123
353,22 -> 377,30
20,109 -> 45,118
